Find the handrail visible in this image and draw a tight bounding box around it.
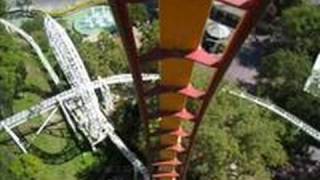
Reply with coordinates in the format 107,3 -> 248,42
228,90 -> 320,142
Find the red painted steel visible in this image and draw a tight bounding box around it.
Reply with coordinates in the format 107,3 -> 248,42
217,0 -> 257,9
144,83 -> 206,99
109,0 -> 270,179
108,0 -> 152,167
150,127 -> 190,138
180,0 -> 271,179
140,47 -> 221,67
152,158 -> 182,166
148,108 -> 196,122
152,171 -> 179,179
162,144 -> 186,153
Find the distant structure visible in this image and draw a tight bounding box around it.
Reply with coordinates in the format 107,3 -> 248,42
72,6 -> 116,36
0,13 -> 160,179
304,53 -> 320,97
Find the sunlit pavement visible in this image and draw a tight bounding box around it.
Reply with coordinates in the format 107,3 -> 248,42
224,38 -> 263,86
31,0 -> 87,11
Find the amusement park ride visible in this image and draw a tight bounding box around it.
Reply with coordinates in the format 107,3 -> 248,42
0,11 -> 155,179
109,0 -> 271,179
1,0 -> 320,179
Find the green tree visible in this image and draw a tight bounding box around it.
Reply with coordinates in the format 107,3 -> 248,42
0,148 -> 18,180
188,87 -> 288,180
0,0 -> 6,17
0,27 -> 27,117
9,154 -> 45,180
278,4 -> 320,56
139,20 -> 159,54
128,3 -> 149,26
21,15 -> 51,52
78,32 -> 128,78
256,50 -> 320,132
257,50 -> 311,100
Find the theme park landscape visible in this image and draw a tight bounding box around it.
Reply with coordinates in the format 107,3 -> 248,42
0,0 -> 320,180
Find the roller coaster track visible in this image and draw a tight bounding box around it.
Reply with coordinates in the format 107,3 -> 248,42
1,8 -> 159,178
110,0 -> 271,179
228,90 -> 320,142
0,73 -> 159,131
0,18 -> 60,85
0,74 -> 158,180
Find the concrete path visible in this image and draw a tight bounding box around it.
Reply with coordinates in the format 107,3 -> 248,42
31,0 -> 87,11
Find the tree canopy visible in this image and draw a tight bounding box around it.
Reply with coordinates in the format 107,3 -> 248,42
128,3 -> 149,26
77,32 -> 128,78
0,0 -> 5,17
0,27 -> 27,118
188,87 -> 288,180
9,154 -> 45,180
279,4 -> 320,56
256,2 -> 320,135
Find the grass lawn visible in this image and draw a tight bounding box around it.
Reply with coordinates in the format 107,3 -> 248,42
32,133 -> 68,154
23,52 -> 52,93
13,92 -> 42,113
38,152 -> 97,180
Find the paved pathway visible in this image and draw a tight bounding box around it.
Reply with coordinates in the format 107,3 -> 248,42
224,39 -> 264,86
31,0 -> 87,11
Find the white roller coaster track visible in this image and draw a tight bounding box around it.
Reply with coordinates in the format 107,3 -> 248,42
0,74 -> 157,180
0,73 -> 158,132
0,18 -> 60,85
227,90 -> 320,142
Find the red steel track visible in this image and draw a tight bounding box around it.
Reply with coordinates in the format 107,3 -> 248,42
109,0 -> 270,179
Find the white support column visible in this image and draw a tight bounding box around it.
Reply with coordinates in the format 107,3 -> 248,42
107,131 -> 150,180
58,99 -> 77,134
36,107 -> 59,135
2,124 -> 28,154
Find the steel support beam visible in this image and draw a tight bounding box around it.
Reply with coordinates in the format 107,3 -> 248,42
36,107 -> 59,135
2,124 -> 27,154
109,0 -> 151,164
181,1 -> 271,179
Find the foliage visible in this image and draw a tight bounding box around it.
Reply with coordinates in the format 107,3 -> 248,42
273,0 -> 305,13
0,0 -> 6,17
77,32 -> 128,78
257,50 -> 311,99
139,20 -> 159,54
16,0 -> 32,7
9,154 -> 45,180
256,49 -> 320,138
279,4 -> 320,56
0,148 -> 18,180
128,3 -> 149,25
188,87 -> 288,180
0,27 -> 27,117
21,15 -> 51,52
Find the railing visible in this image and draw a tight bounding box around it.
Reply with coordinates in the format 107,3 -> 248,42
228,90 -> 320,142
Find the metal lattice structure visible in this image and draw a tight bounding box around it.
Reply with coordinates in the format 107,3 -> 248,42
228,90 -> 320,142
0,74 -> 159,132
109,0 -> 271,179
45,15 -> 114,146
0,12 -> 162,178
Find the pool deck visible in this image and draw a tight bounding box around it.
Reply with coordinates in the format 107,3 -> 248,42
31,0 -> 88,11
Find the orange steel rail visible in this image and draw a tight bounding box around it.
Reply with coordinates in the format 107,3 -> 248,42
109,0 -> 270,179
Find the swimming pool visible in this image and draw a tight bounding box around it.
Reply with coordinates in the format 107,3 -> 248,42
66,6 -> 116,36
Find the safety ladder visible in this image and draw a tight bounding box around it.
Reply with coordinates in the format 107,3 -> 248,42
109,0 -> 270,179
